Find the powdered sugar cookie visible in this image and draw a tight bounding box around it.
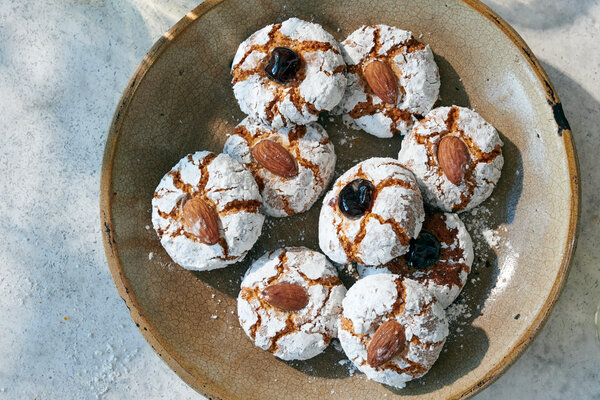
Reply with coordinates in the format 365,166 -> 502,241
151,152 -> 264,271
231,18 -> 347,128
318,158 -> 425,266
338,274 -> 448,389
223,117 -> 336,217
237,247 -> 347,360
398,106 -> 504,212
357,210 -> 473,308
335,25 -> 440,138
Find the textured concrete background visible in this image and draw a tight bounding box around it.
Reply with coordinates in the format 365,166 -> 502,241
0,0 -> 598,399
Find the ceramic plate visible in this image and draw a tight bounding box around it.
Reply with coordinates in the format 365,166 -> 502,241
100,0 -> 579,398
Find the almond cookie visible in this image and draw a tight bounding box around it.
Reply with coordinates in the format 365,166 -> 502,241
237,247 -> 347,360
318,158 -> 425,266
338,274 -> 448,389
398,106 -> 504,212
151,152 -> 264,271
223,117 -> 336,217
231,18 -> 347,128
335,25 -> 440,138
357,210 -> 474,308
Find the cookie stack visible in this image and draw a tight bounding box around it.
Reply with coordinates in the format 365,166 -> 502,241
151,18 -> 504,389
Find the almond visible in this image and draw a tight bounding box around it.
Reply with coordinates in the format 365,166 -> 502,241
363,60 -> 398,105
182,197 -> 219,245
437,135 -> 470,185
252,140 -> 298,178
262,283 -> 308,311
367,320 -> 406,368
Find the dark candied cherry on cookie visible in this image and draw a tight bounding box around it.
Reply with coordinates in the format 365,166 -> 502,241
405,231 -> 441,269
338,179 -> 375,218
265,47 -> 300,83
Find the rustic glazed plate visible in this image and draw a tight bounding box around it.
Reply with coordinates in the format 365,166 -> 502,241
100,0 -> 580,398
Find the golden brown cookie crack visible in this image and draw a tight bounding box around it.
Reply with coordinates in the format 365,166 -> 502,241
156,154 -> 217,241
220,199 -> 262,216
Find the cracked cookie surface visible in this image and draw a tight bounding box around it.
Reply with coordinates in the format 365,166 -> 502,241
398,106 -> 504,212
318,157 -> 425,266
334,25 -> 440,138
151,152 -> 264,271
231,18 -> 346,128
237,247 -> 347,360
223,117 -> 336,217
338,274 -> 448,389
358,210 -> 473,308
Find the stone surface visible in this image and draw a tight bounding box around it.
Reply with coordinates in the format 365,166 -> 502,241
0,1 -> 597,400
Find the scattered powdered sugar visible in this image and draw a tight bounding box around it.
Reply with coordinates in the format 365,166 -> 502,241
335,132 -> 359,147
338,359 -> 359,376
336,262 -> 360,280
87,344 -> 141,399
482,228 -> 501,248
463,201 -> 505,253
446,302 -> 471,324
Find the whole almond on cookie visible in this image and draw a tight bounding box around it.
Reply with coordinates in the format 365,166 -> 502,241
437,135 -> 470,185
367,320 -> 406,368
262,283 -> 309,311
363,60 -> 398,105
182,197 -> 220,245
252,140 -> 299,178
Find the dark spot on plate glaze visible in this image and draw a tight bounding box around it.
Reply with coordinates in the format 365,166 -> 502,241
549,101 -> 571,136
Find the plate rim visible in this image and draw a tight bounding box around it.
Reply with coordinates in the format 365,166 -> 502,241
99,0 -> 581,398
